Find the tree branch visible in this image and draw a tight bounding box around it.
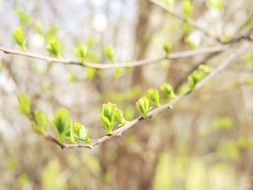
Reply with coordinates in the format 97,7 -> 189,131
46,43 -> 250,150
0,45 -> 228,69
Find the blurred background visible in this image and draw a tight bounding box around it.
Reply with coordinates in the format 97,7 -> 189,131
0,0 -> 253,189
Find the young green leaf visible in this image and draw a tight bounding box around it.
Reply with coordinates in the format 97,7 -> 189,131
17,92 -> 31,116
46,37 -> 61,57
182,0 -> 193,17
101,103 -> 116,123
52,108 -> 71,141
32,110 -> 48,134
72,122 -> 91,143
198,65 -> 212,74
163,42 -> 172,55
99,102 -> 127,135
16,7 -> 31,26
85,68 -> 96,80
12,26 -> 26,49
136,96 -> 150,118
188,64 -> 212,91
160,83 -> 176,100
99,103 -> 116,135
103,45 -> 115,62
74,44 -> 88,61
99,114 -> 113,135
66,127 -> 75,144
147,89 -> 160,107
187,70 -> 202,90
114,109 -> 127,125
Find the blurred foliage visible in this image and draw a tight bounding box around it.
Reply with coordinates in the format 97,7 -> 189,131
0,0 -> 253,190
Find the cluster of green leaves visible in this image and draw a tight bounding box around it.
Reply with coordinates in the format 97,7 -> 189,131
187,64 -> 212,91
17,92 -> 90,143
12,8 -> 127,81
136,83 -> 176,118
51,108 -> 90,143
12,7 -> 31,50
17,93 -> 48,135
99,103 -> 127,135
18,82 -> 176,141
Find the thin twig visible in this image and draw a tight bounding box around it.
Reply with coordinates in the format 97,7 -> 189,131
46,43 -> 250,150
149,0 -> 223,43
0,45 -> 228,69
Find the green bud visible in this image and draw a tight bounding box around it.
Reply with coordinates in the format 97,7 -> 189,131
72,122 -> 91,143
52,108 -> 71,141
46,37 -> 61,57
103,45 -> 115,62
32,110 -> 48,135
74,44 -> 88,61
12,26 -> 26,50
147,89 -> 160,107
17,92 -> 31,116
163,42 -> 172,55
136,96 -> 150,118
160,83 -> 176,99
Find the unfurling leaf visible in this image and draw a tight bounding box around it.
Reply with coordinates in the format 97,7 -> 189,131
187,64 -> 212,91
198,65 -> 212,74
74,44 -> 88,61
99,102 -> 127,135
12,26 -> 26,49
52,108 -> 71,141
16,7 -> 31,26
114,109 -> 127,125
17,92 -> 31,116
160,83 -> 176,100
103,45 -> 115,62
147,89 -> 160,107
136,96 -> 150,118
101,103 -> 116,123
163,42 -> 172,55
46,37 -> 61,57
99,114 -> 113,134
187,71 -> 201,90
32,110 -> 48,134
72,122 -> 91,143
